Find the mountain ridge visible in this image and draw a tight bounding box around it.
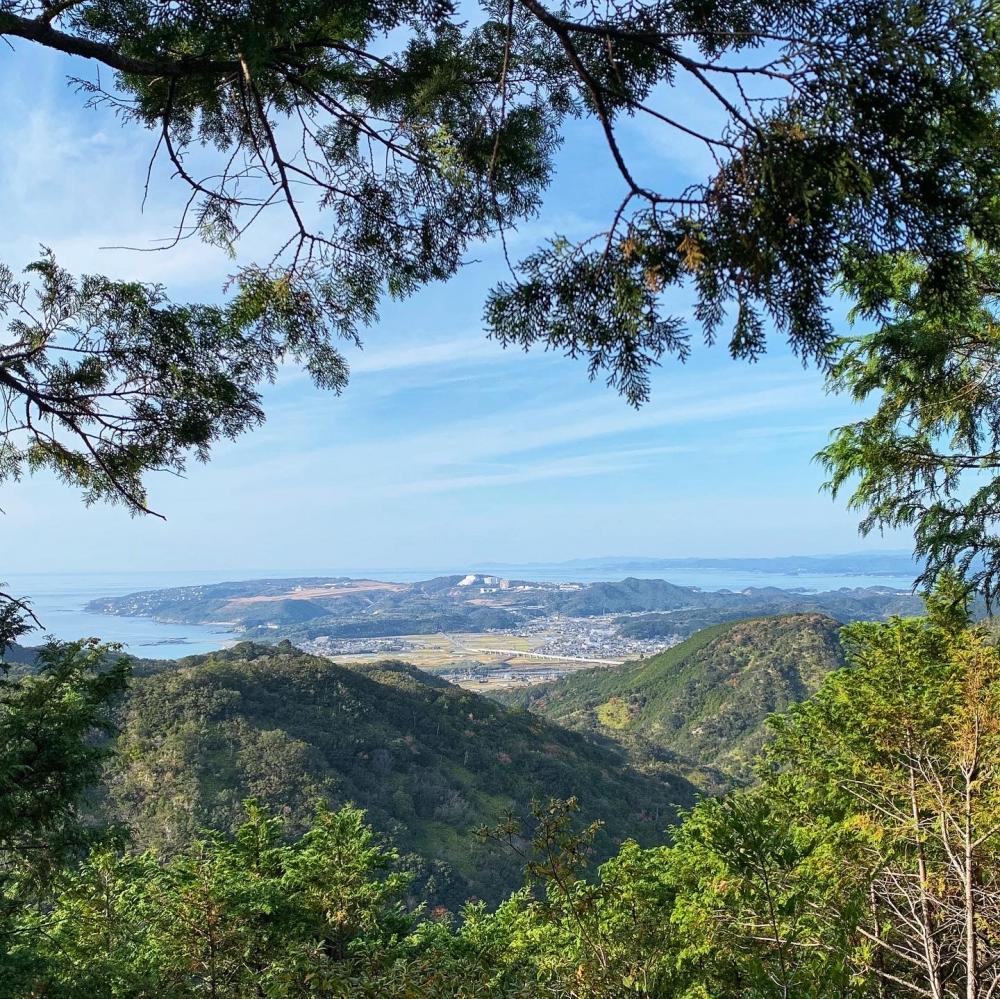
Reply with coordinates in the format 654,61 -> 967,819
497,613 -> 847,776
102,640 -> 701,909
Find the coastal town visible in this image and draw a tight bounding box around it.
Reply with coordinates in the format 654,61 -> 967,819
300,612 -> 681,689
87,570 -> 923,689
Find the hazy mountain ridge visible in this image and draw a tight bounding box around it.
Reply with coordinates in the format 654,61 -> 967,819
480,551 -> 922,575
616,586 -> 925,639
0,642 -> 37,668
85,573 -> 924,644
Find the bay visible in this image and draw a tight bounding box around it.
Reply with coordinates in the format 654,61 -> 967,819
5,563 -> 918,660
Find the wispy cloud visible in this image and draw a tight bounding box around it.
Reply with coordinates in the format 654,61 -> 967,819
348,336 -> 504,374
0,48 -> 898,571
398,444 -> 697,495
200,370 -> 835,508
385,379 -> 822,467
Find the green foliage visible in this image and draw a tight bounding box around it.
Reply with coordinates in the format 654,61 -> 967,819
468,589 -> 1000,997
0,640 -> 129,875
469,797 -> 686,997
103,642 -> 696,909
820,245 -> 1000,604
724,599 -> 1000,996
503,614 -> 846,778
0,586 -> 34,654
0,0 -> 563,537
486,0 -> 1000,404
11,590 -> 1000,997
661,787 -> 861,998
0,639 -> 129,995
486,233 -> 690,405
595,697 -> 632,730
0,252 -> 356,516
585,586 -> 997,998
22,800 -> 432,998
0,0 -> 994,488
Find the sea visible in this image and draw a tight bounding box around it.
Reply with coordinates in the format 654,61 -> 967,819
5,564 -> 920,661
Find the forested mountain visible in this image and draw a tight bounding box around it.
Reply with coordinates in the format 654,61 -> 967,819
102,642 -> 697,909
499,614 -> 846,775
0,643 -> 36,670
10,591 -> 1000,999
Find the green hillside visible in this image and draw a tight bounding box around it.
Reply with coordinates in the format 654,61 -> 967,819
500,614 -> 846,775
103,641 -> 697,909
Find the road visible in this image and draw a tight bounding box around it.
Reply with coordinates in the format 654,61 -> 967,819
463,647 -> 625,666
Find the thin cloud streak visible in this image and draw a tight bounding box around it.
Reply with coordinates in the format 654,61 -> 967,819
398,445 -> 697,495
347,335 -> 505,374
194,375 -> 833,507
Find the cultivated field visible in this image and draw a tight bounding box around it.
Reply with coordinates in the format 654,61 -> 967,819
317,628 -> 629,690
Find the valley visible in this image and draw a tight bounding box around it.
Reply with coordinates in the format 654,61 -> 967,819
300,615 -> 678,689
7,607 -> 853,908
106,640 -> 701,909
90,611 -> 855,908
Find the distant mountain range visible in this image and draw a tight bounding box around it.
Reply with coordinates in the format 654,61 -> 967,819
85,574 -> 925,643
479,551 -> 922,576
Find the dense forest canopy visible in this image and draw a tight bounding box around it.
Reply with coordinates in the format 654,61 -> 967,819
4,588 -> 1000,996
102,641 -> 697,909
820,246 -> 1000,603
502,613 -> 847,775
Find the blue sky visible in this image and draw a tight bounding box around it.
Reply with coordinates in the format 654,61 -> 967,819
0,40 -> 912,573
